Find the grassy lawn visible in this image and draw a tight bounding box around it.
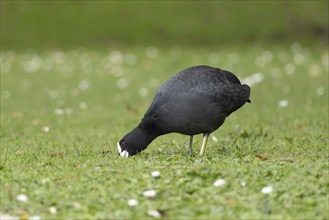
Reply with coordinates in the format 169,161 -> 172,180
1,1 -> 328,219
1,44 -> 328,219
1,1 -> 328,50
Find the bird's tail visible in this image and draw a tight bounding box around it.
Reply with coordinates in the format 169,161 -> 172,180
241,84 -> 251,103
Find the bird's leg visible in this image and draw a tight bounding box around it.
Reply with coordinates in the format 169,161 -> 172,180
199,133 -> 209,156
186,135 -> 194,156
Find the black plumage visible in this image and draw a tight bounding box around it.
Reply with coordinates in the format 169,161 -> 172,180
117,65 -> 251,157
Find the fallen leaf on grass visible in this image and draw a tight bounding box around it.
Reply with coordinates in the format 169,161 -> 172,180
255,154 -> 268,160
296,123 -> 304,130
20,213 -> 29,220
12,111 -> 23,118
224,198 -> 238,207
126,105 -> 139,114
31,119 -> 41,125
48,151 -> 65,157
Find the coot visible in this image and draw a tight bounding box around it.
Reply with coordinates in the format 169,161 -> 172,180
117,65 -> 250,157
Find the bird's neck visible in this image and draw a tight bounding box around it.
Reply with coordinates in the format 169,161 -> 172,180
132,125 -> 159,148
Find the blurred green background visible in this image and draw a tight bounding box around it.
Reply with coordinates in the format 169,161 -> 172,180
1,0 -> 328,50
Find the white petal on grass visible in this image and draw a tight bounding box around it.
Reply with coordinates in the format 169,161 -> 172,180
242,72 -> 264,86
146,46 -> 158,58
316,87 -> 325,96
213,178 -> 225,187
241,181 -> 247,187
125,54 -> 137,66
110,51 -> 123,63
127,199 -> 139,207
151,171 -> 160,178
111,66 -> 124,77
147,210 -> 161,218
49,90 -> 59,99
42,127 -> 50,133
254,51 -> 273,68
139,87 -> 149,97
79,102 -> 88,110
24,56 -> 42,73
278,100 -> 289,108
54,108 -> 65,115
285,63 -> 295,75
16,194 -> 28,202
78,80 -> 90,91
261,186 -> 273,194
49,206 -> 57,214
72,202 -> 81,209
142,190 -> 157,198
0,213 -> 18,220
293,53 -> 304,65
291,42 -> 301,53
52,51 -> 65,64
253,72 -> 264,83
263,50 -> 273,62
211,136 -> 218,142
41,178 -> 50,184
29,216 -> 41,220
116,78 -> 129,89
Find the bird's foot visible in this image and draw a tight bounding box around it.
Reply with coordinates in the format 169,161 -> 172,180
186,148 -> 195,157
186,135 -> 194,157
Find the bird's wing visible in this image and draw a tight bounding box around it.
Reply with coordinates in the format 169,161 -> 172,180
190,82 -> 250,114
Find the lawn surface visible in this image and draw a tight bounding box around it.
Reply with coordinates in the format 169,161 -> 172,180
1,1 -> 328,219
1,1 -> 328,49
1,44 -> 328,219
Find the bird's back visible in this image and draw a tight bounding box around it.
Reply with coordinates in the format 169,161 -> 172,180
140,66 -> 250,135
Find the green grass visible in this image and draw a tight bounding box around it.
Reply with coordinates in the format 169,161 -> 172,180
1,44 -> 328,219
1,1 -> 328,50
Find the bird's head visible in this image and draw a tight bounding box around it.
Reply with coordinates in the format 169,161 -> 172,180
117,136 -> 141,157
117,127 -> 156,157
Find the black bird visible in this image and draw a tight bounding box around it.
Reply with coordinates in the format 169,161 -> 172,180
117,65 -> 251,157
